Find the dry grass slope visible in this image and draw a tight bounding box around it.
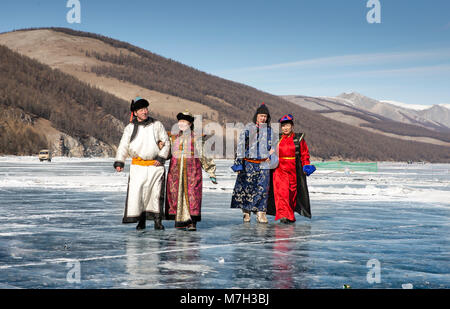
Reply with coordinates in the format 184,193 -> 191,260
1,28 -> 449,162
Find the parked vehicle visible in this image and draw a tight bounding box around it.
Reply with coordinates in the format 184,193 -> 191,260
38,149 -> 51,162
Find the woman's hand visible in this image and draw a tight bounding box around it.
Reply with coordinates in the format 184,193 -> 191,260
302,165 -> 316,176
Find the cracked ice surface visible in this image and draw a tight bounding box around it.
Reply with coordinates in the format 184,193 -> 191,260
0,157 -> 449,288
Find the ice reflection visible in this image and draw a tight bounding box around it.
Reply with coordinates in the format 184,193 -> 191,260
272,223 -> 311,289
158,231 -> 205,288
0,158 -> 448,288
125,232 -> 162,288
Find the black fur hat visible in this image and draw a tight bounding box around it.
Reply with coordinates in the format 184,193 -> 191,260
253,102 -> 271,124
177,110 -> 195,130
130,97 -> 149,112
176,110 -> 195,123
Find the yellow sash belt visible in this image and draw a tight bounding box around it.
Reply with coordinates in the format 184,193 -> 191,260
280,156 -> 296,160
132,157 -> 157,166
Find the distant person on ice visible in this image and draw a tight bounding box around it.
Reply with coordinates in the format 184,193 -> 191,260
230,103 -> 278,223
113,97 -> 170,230
267,114 -> 316,222
163,110 -> 217,231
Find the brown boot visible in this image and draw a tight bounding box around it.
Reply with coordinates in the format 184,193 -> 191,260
243,212 -> 251,223
256,212 -> 268,224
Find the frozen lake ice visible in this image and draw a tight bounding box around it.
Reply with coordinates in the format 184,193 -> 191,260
0,157 -> 449,289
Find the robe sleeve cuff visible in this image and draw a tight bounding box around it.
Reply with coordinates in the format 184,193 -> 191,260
231,158 -> 244,172
155,156 -> 166,165
231,164 -> 243,172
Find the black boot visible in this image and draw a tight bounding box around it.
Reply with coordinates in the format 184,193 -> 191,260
154,217 -> 165,230
136,212 -> 146,230
280,217 -> 295,224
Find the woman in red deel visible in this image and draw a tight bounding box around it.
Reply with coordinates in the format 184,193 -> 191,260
267,114 -> 316,223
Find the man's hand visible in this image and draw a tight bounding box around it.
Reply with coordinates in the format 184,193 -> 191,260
154,161 -> 162,167
158,141 -> 165,150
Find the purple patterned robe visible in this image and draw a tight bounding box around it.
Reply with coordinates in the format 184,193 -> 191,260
165,132 -> 216,228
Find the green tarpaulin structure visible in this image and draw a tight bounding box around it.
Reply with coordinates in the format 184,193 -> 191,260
312,161 -> 378,172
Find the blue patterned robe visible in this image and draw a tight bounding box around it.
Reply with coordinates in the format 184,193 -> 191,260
230,123 -> 278,212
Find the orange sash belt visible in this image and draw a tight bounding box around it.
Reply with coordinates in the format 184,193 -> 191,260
280,156 -> 296,160
132,157 -> 157,166
244,158 -> 268,164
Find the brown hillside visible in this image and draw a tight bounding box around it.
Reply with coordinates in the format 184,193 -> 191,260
1,28 -> 449,162
0,29 -> 217,122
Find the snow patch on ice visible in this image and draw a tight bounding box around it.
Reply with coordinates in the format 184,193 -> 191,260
159,261 -> 214,273
0,232 -> 35,237
1,157 -> 449,205
309,184 -> 450,204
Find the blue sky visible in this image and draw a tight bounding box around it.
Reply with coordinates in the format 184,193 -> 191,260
1,0 -> 449,106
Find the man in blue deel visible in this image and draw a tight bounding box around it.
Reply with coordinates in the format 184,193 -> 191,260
230,103 -> 278,224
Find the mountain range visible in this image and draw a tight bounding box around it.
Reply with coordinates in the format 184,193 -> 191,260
282,93 -> 450,147
336,92 -> 450,131
0,27 -> 449,162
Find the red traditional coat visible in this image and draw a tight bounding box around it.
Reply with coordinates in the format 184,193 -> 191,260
269,133 -> 311,221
